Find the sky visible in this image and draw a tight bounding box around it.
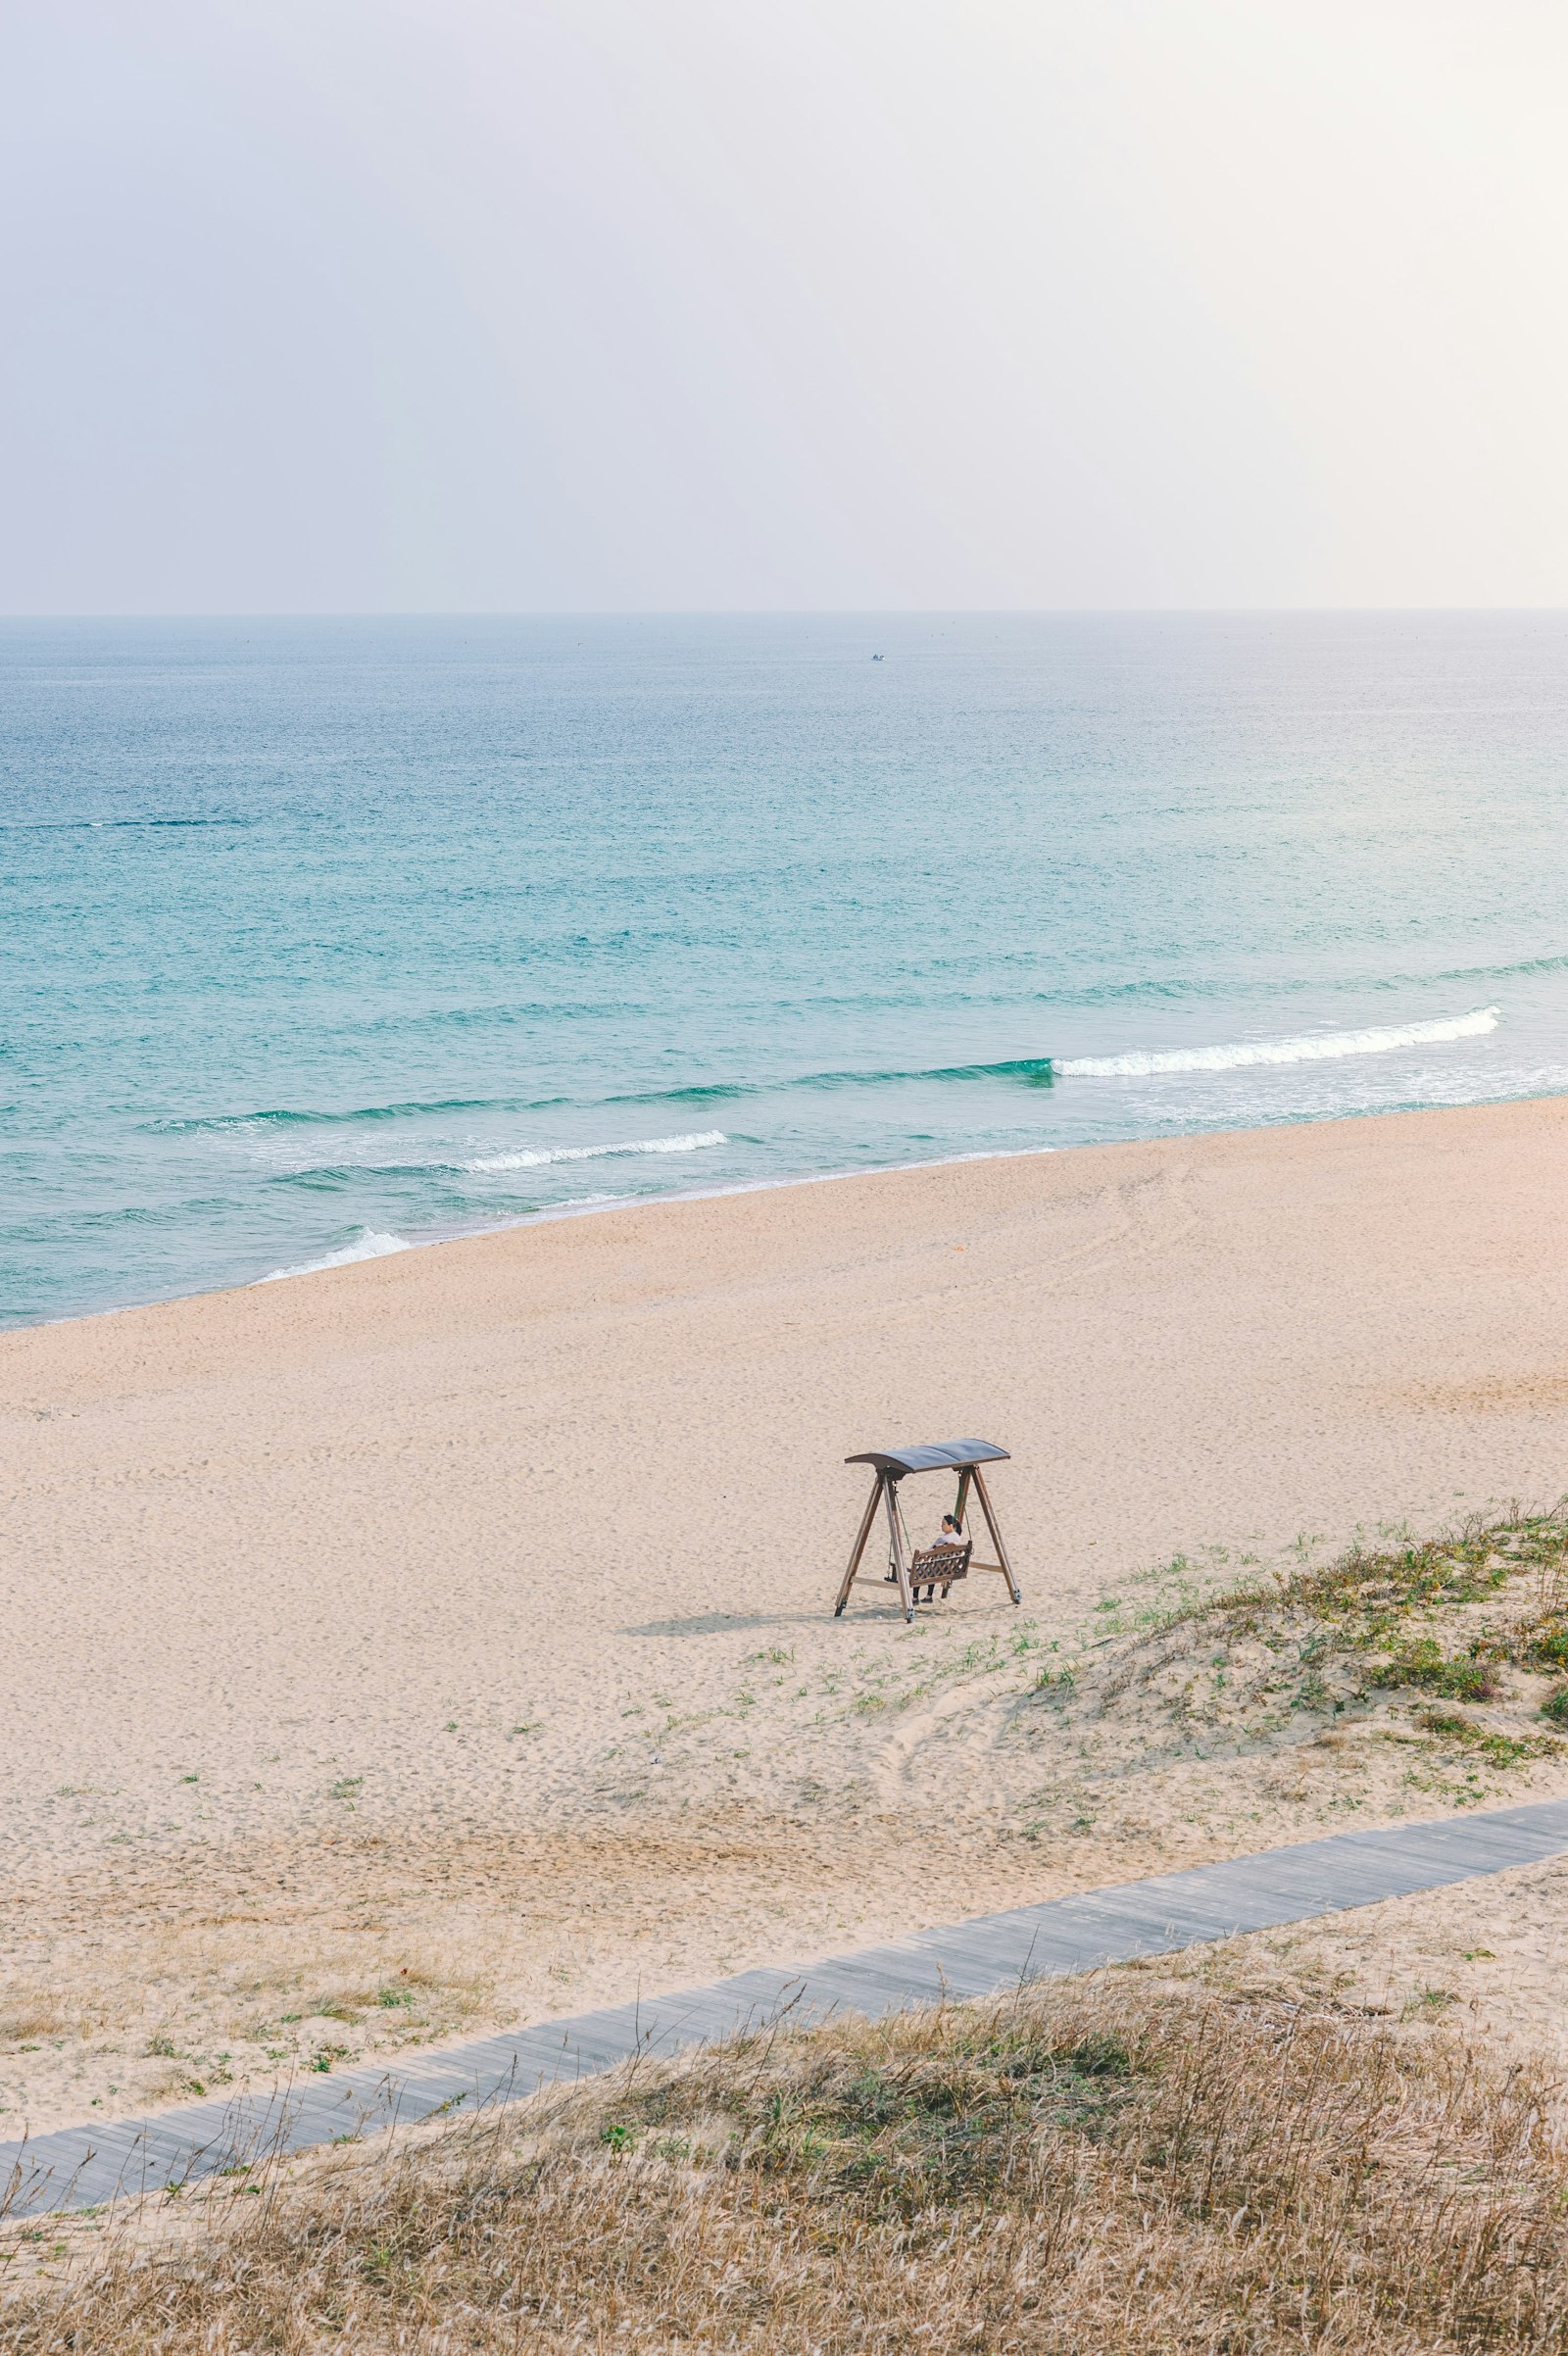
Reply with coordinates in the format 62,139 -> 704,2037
2,0 -> 1565,614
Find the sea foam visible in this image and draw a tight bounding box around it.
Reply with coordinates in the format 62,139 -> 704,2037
461,1129 -> 727,1174
1055,1006 -> 1501,1079
258,1229 -> 412,1282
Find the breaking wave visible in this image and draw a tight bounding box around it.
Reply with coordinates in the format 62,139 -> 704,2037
257,1229 -> 412,1282
460,1130 -> 727,1174
1055,1006 -> 1501,1079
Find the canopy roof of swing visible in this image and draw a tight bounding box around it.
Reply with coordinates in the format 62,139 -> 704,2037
845,1438 -> 1009,1475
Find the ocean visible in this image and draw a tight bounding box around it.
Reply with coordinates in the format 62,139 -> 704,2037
3,611 -> 1567,1332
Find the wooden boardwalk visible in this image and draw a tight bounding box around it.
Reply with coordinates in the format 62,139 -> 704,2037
7,1794 -> 1568,2222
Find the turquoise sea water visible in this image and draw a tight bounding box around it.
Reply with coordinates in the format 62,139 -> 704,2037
4,612 -> 1567,1331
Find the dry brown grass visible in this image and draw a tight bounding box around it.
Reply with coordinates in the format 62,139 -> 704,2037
0,2009 -> 68,2048
7,1973 -> 1568,2352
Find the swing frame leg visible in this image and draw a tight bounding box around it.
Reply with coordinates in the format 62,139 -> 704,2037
884,1472 -> 914,1622
970,1466 -> 1021,1604
833,1472 -> 885,1615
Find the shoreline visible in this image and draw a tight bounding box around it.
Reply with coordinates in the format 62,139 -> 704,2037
10,1141 -> 1035,1336
13,1074 -> 1565,1340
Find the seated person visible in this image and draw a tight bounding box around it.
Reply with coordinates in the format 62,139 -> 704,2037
915,1514 -> 966,1601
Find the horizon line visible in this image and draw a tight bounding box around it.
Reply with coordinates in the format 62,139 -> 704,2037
4,603 -> 1568,624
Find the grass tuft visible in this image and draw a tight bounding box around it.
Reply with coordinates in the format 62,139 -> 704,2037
1412,1708 -> 1558,1768
1377,1637 -> 1499,1701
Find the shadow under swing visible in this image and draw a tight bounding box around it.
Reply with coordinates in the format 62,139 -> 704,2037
832,1438 -> 1021,1624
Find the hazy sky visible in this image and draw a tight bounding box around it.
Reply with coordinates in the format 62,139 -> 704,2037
3,1 -> 1565,613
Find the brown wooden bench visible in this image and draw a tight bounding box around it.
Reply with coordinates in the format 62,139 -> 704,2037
909,1539 -> 971,1601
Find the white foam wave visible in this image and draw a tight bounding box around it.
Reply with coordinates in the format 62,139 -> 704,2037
462,1129 -> 727,1174
258,1229 -> 412,1282
1055,1006 -> 1500,1079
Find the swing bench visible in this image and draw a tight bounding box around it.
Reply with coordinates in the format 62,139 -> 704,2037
832,1439 -> 1020,1625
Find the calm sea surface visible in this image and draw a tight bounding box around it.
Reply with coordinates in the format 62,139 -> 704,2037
4,612 -> 1567,1330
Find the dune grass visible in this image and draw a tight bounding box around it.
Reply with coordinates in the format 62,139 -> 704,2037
1162,1505 -> 1568,1670
7,1971 -> 1568,2352
1072,1507 -> 1568,1768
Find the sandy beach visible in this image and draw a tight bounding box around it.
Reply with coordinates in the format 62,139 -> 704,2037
6,1095 -> 1568,2137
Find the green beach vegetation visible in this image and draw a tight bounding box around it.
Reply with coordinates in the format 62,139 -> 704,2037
1025,1507 -> 1568,1795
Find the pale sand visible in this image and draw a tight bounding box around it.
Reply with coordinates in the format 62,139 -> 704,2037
5,1095 -> 1568,2135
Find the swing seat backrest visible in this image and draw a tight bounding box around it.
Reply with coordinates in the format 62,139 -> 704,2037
909,1540 -> 971,1586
